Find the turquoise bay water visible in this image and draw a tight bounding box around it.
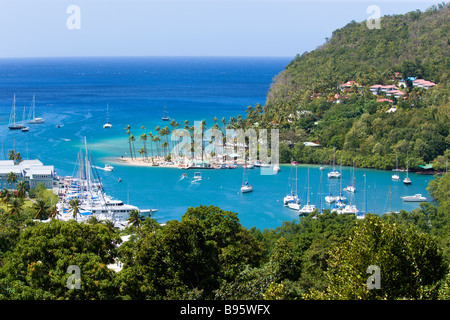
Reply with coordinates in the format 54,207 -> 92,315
0,57 -> 435,230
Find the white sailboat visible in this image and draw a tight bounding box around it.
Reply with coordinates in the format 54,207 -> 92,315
392,152 -> 400,180
284,164 -> 300,205
344,161 -> 356,193
241,160 -> 253,193
27,95 -> 45,124
21,105 -> 29,132
403,151 -> 411,185
162,104 -> 170,121
103,104 -> 112,128
8,94 -> 24,130
299,168 -> 316,216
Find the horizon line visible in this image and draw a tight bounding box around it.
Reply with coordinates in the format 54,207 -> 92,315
0,55 -> 294,60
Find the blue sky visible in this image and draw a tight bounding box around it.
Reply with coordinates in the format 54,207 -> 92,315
0,0 -> 442,58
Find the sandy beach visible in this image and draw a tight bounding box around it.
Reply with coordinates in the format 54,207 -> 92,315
112,156 -> 244,169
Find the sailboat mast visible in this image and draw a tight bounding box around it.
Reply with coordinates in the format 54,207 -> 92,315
364,174 -> 367,213
306,168 -> 310,204
319,169 -> 323,213
10,94 -> 16,126
32,95 -> 36,120
406,150 -> 409,178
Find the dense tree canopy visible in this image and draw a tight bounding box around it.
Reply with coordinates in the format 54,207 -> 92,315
0,172 -> 448,300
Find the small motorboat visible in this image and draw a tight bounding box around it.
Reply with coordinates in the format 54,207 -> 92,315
401,194 -> 427,202
104,164 -> 114,171
193,172 -> 202,181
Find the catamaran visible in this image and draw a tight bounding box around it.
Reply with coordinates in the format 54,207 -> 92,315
27,95 -> 45,124
8,94 -> 24,130
328,149 -> 341,179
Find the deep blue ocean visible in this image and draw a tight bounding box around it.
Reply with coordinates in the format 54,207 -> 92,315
0,57 -> 434,230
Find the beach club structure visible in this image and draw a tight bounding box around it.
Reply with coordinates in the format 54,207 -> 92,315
0,159 -> 55,190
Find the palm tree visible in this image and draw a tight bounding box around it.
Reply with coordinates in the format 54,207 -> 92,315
0,187 -> 12,207
125,126 -> 134,160
7,150 -> 15,161
148,132 -> 154,161
32,198 -> 50,220
160,126 -> 171,156
138,147 -> 145,159
87,216 -> 100,225
129,134 -> 137,160
102,219 -> 117,232
153,135 -> 161,158
13,152 -> 22,163
8,197 -> 23,216
140,133 -> 148,160
127,209 -> 143,228
170,119 -> 177,131
161,141 -> 168,159
68,198 -> 80,221
15,180 -> 29,199
47,204 -> 59,220
6,172 -> 17,188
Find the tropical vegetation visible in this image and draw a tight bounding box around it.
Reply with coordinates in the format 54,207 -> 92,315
0,173 -> 448,300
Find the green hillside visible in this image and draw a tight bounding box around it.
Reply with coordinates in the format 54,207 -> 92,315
266,3 -> 449,105
240,3 -> 449,170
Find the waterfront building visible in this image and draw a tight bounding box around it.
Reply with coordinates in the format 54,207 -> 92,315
0,159 -> 54,189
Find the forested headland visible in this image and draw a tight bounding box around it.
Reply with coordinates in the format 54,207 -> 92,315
229,3 -> 449,171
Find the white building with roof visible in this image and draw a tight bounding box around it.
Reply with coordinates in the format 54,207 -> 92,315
0,159 -> 54,189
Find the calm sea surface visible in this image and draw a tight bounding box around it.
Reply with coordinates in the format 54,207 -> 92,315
0,57 -> 435,230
